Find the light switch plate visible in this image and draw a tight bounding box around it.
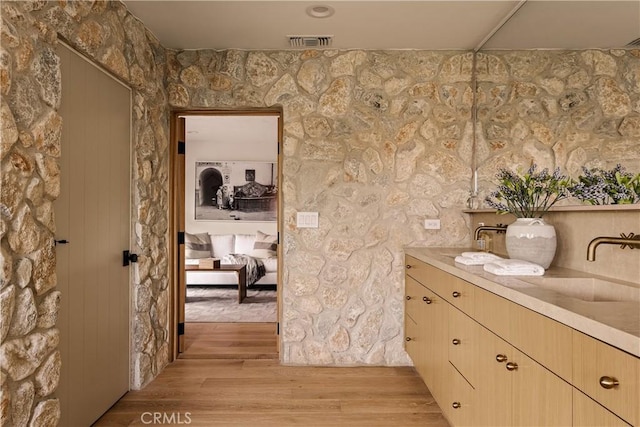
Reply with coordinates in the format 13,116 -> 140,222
297,212 -> 319,228
424,219 -> 441,230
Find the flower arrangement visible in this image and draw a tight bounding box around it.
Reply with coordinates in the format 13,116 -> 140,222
485,164 -> 571,218
569,164 -> 640,205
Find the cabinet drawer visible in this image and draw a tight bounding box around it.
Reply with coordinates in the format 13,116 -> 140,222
573,330 -> 639,426
442,275 -> 475,316
573,388 -> 631,427
444,362 -> 476,427
511,347 -> 573,427
474,287 -> 511,341
405,315 -> 421,364
405,255 -> 448,297
509,301 -> 572,382
474,286 -> 572,382
405,275 -> 427,324
449,305 -> 479,387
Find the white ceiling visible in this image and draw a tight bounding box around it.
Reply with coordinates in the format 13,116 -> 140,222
122,0 -> 640,51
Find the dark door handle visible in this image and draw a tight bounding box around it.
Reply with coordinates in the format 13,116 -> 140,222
54,239 -> 69,245
123,250 -> 139,266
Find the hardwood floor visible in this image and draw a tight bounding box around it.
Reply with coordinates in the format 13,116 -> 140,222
94,323 -> 449,426
180,322 -> 278,359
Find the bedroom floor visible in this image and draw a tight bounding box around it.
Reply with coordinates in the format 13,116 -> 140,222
180,322 -> 279,359
93,323 -> 448,426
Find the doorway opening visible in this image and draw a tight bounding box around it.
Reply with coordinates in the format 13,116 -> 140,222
169,109 -> 283,361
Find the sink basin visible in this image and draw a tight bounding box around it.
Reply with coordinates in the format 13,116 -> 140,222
520,277 -> 640,303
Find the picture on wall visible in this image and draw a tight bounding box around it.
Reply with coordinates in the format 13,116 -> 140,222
194,161 -> 277,222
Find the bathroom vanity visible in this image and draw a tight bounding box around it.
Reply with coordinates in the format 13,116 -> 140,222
404,248 -> 639,427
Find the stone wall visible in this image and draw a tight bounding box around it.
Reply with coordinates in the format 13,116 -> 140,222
167,48 -> 640,366
475,50 -> 640,193
2,0 -> 639,423
0,2 -> 169,426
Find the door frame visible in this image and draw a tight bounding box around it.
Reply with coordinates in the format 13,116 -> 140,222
168,108 -> 284,361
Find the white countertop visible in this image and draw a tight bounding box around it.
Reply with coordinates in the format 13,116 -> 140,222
404,247 -> 640,358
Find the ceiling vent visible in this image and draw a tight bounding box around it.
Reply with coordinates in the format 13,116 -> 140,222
288,36 -> 333,48
626,37 -> 640,47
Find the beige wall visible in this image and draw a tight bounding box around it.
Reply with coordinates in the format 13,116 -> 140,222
1,0 -> 639,424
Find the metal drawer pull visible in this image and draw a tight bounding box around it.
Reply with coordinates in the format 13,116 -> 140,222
406,264 -> 412,269
452,339 -> 460,345
599,376 -> 619,389
452,291 -> 461,298
495,354 -> 508,363
423,296 -> 432,304
406,295 -> 411,300
452,402 -> 461,409
506,362 -> 518,371
405,337 -> 412,342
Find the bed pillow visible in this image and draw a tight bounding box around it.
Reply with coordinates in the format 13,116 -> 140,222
252,230 -> 277,259
184,232 -> 212,259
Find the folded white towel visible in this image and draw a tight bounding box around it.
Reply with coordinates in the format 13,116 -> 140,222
483,259 -> 545,276
455,253 -> 503,265
461,252 -> 503,260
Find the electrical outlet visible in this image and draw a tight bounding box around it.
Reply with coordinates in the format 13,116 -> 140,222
424,219 -> 441,230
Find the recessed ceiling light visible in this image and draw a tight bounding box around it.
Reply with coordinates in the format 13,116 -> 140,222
306,4 -> 335,18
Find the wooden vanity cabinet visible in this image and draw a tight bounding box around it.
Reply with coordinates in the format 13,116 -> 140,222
404,254 -> 638,427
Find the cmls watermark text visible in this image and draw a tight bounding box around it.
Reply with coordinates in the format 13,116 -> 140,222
141,412 -> 192,424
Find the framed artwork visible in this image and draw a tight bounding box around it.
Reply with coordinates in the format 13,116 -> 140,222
194,161 -> 277,222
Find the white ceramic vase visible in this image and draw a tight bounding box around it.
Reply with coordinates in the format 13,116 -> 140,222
505,218 -> 557,269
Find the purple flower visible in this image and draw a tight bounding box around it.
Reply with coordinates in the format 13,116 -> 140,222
485,164 -> 571,218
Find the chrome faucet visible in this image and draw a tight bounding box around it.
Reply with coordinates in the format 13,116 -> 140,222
473,223 -> 508,241
587,233 -> 640,261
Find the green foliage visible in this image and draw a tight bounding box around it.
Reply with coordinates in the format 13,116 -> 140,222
485,164 -> 571,218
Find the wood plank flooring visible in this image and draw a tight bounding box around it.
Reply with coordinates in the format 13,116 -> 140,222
94,323 -> 449,426
180,322 -> 278,359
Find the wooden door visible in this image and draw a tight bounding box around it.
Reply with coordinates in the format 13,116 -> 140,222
55,43 -> 131,427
